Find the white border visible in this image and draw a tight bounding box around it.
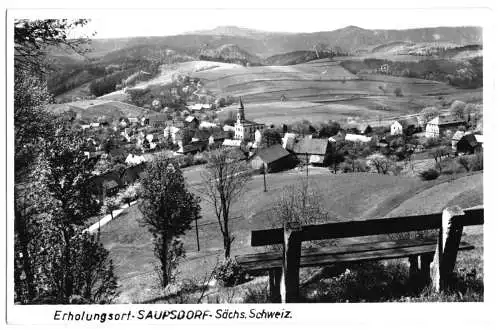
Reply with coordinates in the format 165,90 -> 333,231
2,1 -> 500,329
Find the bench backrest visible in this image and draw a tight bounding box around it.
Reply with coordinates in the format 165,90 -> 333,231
251,206 -> 484,247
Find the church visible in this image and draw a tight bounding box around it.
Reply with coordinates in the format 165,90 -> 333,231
233,98 -> 265,141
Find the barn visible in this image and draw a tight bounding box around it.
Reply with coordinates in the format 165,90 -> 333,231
250,144 -> 294,173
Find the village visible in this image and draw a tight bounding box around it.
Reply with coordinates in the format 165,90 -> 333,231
75,94 -> 483,205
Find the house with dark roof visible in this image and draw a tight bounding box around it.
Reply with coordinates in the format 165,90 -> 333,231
292,138 -> 331,165
456,134 -> 482,155
250,144 -> 295,173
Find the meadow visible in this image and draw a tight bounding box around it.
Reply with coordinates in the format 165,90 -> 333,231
97,169 -> 483,303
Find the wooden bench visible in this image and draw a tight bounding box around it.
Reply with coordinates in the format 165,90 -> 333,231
235,206 -> 484,303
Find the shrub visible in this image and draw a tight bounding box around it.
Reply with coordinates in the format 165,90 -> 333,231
213,258 -> 244,287
420,168 -> 440,181
394,87 -> 403,97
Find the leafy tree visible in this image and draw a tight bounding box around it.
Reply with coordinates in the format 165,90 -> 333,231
14,19 -> 92,74
318,121 -> 341,138
14,72 -> 55,181
200,148 -> 252,258
118,182 -> 141,207
420,106 -> 440,126
139,157 -> 201,287
101,197 -> 120,220
262,128 -> 282,147
326,141 -> 346,174
450,100 -> 466,119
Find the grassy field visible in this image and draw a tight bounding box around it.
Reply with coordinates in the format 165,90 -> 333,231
97,168 -> 483,303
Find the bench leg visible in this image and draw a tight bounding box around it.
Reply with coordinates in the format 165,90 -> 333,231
420,254 -> 433,285
269,269 -> 282,303
409,256 -> 419,279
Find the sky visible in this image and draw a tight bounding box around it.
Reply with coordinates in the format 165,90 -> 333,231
10,7 -> 489,39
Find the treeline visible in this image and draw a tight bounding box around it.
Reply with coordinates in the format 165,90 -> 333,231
89,60 -> 161,97
340,57 -> 483,89
198,55 -> 263,67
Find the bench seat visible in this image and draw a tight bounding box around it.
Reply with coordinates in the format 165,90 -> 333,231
236,238 -> 474,272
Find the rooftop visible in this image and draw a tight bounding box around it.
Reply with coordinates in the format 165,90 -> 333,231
254,144 -> 290,164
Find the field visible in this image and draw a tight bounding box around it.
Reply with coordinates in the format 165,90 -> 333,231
97,169 -> 483,303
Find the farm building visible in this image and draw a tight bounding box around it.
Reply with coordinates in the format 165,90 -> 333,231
234,98 -> 265,141
390,121 -> 403,135
249,144 -> 294,173
146,113 -> 170,128
451,130 -> 466,152
425,115 -> 466,138
357,123 -> 372,135
185,116 -> 200,129
456,134 -> 483,155
222,139 -> 244,148
345,134 -> 372,143
199,121 -> 218,129
292,138 -> 331,166
282,132 -> 297,151
176,140 -> 208,155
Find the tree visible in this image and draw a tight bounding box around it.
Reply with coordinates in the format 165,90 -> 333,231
101,197 -> 120,220
326,141 -> 346,174
262,128 -> 282,147
450,100 -> 466,119
420,106 -> 440,126
200,148 -> 252,259
366,153 -> 394,174
139,157 -> 201,287
14,71 -> 55,181
318,121 -> 341,138
14,19 -> 92,74
271,178 -> 328,228
430,146 -> 450,173
118,182 -> 141,207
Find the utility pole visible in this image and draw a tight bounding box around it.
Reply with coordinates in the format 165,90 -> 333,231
306,152 -> 309,180
263,165 -> 268,192
195,216 -> 200,252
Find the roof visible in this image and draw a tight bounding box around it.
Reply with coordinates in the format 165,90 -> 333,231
458,134 -> 479,148
475,135 -> 484,144
428,115 -> 466,126
345,134 -> 372,143
102,180 -> 119,189
293,138 -> 329,155
223,139 -> 243,147
147,113 -> 170,122
185,115 -> 198,123
238,119 -> 263,126
254,145 -> 290,164
452,130 -> 465,141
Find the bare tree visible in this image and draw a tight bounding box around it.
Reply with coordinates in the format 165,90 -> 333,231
272,178 -> 328,228
366,153 -> 395,174
200,148 -> 252,259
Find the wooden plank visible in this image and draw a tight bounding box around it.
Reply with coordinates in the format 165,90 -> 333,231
237,238 -> 438,264
251,207 -> 483,247
239,242 -> 474,272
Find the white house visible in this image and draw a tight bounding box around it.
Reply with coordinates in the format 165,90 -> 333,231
425,115 -> 466,138
199,121 -> 218,129
391,121 -> 403,136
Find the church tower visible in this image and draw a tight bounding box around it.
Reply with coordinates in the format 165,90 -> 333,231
237,97 -> 245,123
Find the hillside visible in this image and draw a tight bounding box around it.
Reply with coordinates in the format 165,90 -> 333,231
98,169 -> 482,302
199,44 -> 262,65
48,99 -> 150,121
83,25 -> 481,59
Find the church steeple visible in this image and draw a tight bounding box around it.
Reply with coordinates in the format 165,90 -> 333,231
237,97 -> 245,123
238,96 -> 244,110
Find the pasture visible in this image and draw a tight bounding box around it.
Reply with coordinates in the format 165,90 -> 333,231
98,169 -> 482,302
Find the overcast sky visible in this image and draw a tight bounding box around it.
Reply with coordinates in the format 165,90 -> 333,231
13,8 -> 487,39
